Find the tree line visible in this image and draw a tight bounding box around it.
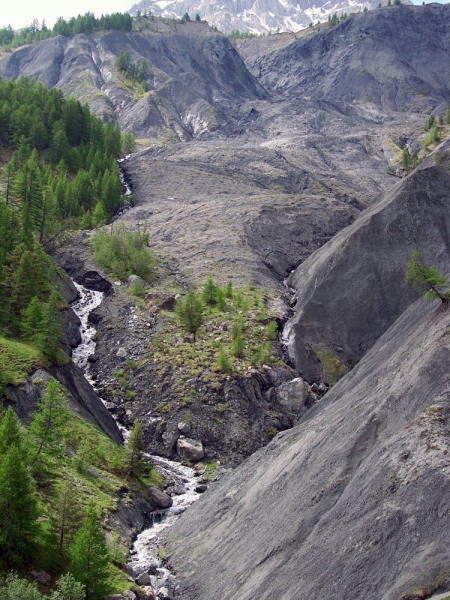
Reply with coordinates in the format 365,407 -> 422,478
0,12 -> 132,50
0,77 -> 133,357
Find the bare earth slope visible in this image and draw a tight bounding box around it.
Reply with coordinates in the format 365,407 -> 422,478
239,4 -> 450,112
167,291 -> 450,600
284,142 -> 450,381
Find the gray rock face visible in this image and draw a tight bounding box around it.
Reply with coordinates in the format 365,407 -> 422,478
166,296 -> 450,600
284,143 -> 450,382
129,0 -> 396,34
148,486 -> 173,508
276,377 -> 309,412
177,437 -> 205,462
241,4 -> 450,112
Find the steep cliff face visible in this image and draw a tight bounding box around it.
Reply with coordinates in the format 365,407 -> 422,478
0,22 -> 266,141
166,283 -> 450,600
283,142 -> 450,382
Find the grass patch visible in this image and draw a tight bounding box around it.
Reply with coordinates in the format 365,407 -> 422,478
147,284 -> 283,397
315,347 -> 347,385
0,337 -> 48,387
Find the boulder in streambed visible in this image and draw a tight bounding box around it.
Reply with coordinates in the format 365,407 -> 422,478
148,486 -> 173,509
177,437 -> 205,462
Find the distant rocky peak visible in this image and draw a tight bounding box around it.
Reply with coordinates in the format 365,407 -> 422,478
128,0 -> 411,33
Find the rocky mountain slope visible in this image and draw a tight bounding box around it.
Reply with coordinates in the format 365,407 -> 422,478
167,287 -> 450,600
284,141 -> 450,382
2,7 -> 450,595
129,0 -> 409,34
0,20 -> 266,142
166,144 -> 450,600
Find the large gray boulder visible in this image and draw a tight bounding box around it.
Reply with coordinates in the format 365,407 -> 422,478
276,377 -> 309,412
177,437 -> 205,462
284,143 -> 450,382
148,487 -> 173,509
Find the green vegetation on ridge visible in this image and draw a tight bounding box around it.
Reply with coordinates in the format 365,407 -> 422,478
0,378 -> 159,597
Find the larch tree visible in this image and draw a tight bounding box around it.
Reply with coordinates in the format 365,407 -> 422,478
69,503 -> 111,600
405,250 -> 450,304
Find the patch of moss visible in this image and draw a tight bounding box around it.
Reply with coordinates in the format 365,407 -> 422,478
315,347 -> 347,385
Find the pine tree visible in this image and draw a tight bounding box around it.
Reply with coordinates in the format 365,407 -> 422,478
405,250 -> 450,303
125,419 -> 146,478
0,406 -> 24,455
20,296 -> 45,345
232,334 -> 244,358
28,377 -> 70,465
69,504 -> 111,600
92,202 -> 107,227
52,478 -> 84,552
202,277 -> 217,306
217,347 -> 232,371
176,291 -> 203,340
0,444 -> 39,568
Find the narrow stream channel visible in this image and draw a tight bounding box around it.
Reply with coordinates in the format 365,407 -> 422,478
71,283 -> 203,599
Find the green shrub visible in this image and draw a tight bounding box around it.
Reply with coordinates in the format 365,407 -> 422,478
217,347 -> 232,372
265,321 -> 278,340
91,225 -> 156,282
315,347 -> 347,385
0,573 -> 44,600
129,279 -> 147,297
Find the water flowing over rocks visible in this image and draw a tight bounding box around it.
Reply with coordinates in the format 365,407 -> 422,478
70,283 -> 205,599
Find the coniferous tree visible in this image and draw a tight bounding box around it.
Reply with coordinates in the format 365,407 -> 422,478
176,291 -> 203,339
28,377 -> 70,465
69,504 -> 111,600
52,477 -> 84,552
125,419 -> 147,478
20,296 -> 45,345
0,444 -> 39,568
405,250 -> 450,303
0,406 -> 24,455
202,277 -> 217,306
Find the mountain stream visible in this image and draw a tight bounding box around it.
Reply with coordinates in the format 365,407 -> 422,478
71,283 -> 203,598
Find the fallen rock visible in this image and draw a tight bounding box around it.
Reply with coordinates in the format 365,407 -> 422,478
157,586 -> 174,599
31,571 -> 51,585
136,572 -> 152,586
127,274 -> 145,286
177,421 -> 191,435
276,377 -> 309,412
140,587 -> 157,600
145,291 -> 176,312
195,484 -> 207,493
117,347 -> 127,359
148,486 -> 173,508
177,437 -> 205,462
122,591 -> 137,600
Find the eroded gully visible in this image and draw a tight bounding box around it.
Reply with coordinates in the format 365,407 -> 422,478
71,282 -> 203,599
